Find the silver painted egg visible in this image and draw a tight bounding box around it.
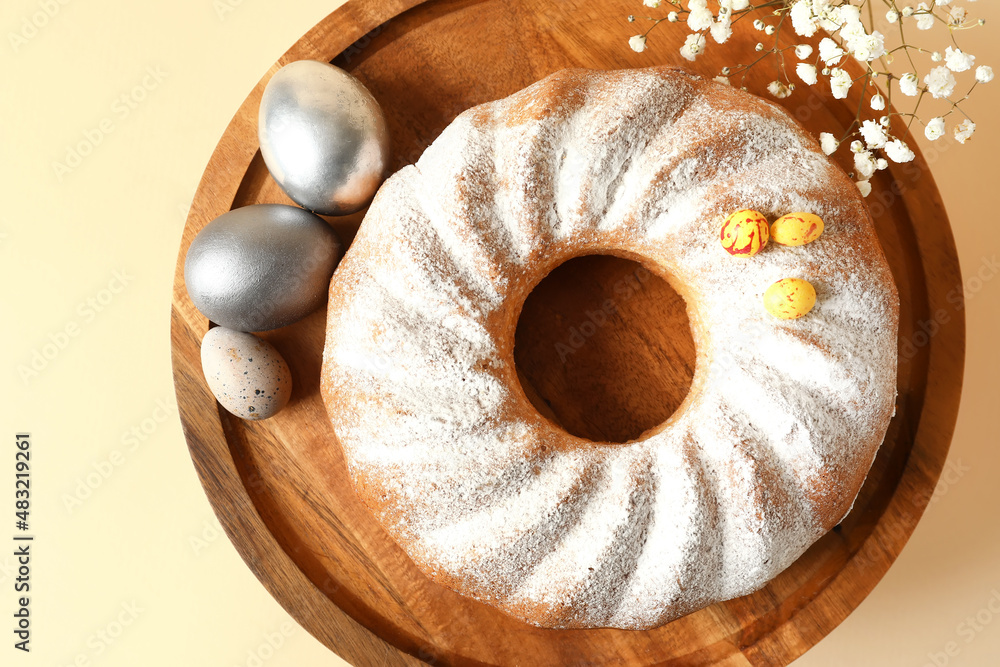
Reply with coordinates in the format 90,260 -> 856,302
258,60 -> 390,216
201,326 -> 292,420
184,203 -> 342,331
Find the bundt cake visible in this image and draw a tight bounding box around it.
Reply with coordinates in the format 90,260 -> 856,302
320,66 -> 899,629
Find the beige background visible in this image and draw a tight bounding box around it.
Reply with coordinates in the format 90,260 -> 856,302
0,0 -> 997,665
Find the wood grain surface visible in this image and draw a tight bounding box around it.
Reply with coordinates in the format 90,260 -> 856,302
170,0 -> 966,664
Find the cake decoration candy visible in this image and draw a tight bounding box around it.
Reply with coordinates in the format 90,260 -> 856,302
764,277 -> 817,319
770,212 -> 825,246
720,209 -> 769,257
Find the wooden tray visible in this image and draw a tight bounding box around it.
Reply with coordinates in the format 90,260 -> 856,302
170,0 -> 965,664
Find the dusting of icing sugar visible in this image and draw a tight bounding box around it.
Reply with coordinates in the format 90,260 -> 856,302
321,67 -> 899,629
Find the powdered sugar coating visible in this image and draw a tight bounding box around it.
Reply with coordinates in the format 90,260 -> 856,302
321,67 -> 899,629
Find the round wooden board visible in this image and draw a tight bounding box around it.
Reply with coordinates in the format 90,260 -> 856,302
170,0 -> 966,665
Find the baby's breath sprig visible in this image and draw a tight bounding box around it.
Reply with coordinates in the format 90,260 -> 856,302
628,0 -> 990,196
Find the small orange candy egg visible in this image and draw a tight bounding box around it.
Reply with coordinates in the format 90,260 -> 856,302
770,212 -> 824,246
720,209 -> 769,258
764,278 -> 817,319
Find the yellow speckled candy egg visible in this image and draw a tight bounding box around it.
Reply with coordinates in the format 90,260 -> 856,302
200,326 -> 292,420
720,209 -> 769,258
764,278 -> 817,319
770,212 -> 824,246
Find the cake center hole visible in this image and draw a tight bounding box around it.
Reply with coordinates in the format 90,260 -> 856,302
513,255 -> 696,444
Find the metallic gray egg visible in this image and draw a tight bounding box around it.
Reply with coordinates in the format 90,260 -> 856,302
258,60 -> 390,216
184,204 -> 342,332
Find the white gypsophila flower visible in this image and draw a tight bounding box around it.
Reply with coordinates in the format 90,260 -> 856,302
857,180 -> 872,197
839,19 -> 866,49
860,119 -> 889,148
840,19 -> 868,60
797,63 -> 818,85
668,11 -> 679,21
945,46 -> 975,72
852,31 -> 887,62
815,0 -> 841,29
954,119 -> 976,143
899,72 -> 920,96
711,16 -> 733,44
819,37 -> 845,65
855,151 -> 878,179
830,68 -> 852,99
790,0 -> 820,37
768,80 -> 792,99
925,116 -> 946,140
621,2 -> 984,164
842,3 -> 863,23
867,31 -> 888,61
820,132 -> 839,155
885,139 -> 916,163
925,66 -> 957,98
915,3 -> 936,30
687,0 -> 714,32
680,32 -> 706,61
